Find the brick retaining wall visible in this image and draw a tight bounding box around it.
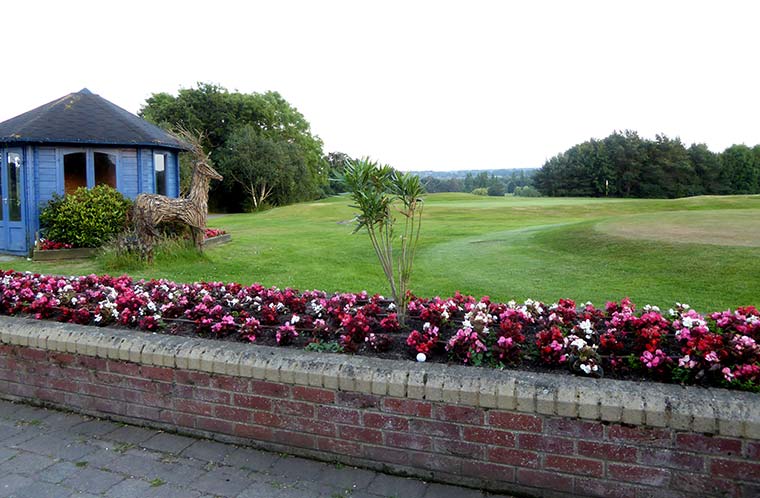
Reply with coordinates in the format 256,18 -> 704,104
0,317 -> 758,497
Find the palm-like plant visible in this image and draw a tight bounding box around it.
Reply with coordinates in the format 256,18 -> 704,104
342,158 -> 424,325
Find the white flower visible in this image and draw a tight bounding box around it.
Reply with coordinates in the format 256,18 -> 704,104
570,337 -> 587,349
291,314 -> 300,324
580,364 -> 592,375
462,319 -> 472,329
441,310 -> 450,321
747,316 -> 758,324
668,308 -> 676,317
388,303 -> 396,310
70,297 -> 78,305
416,353 -> 427,362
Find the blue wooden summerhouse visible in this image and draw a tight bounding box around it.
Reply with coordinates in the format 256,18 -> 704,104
0,89 -> 189,255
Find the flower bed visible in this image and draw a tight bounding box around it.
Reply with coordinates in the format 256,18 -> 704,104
0,270 -> 757,392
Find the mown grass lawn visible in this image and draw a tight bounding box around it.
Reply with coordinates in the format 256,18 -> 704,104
6,193 -> 760,311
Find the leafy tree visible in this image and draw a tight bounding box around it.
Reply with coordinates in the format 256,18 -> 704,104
140,83 -> 327,211
487,183 -> 506,196
219,125 -> 303,210
721,144 -> 759,194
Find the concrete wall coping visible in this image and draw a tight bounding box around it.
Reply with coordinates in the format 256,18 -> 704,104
1,316 -> 758,439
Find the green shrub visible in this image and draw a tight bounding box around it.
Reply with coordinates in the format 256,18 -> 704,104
514,186 -> 542,197
487,183 -> 506,196
471,188 -> 488,196
39,185 -> 132,248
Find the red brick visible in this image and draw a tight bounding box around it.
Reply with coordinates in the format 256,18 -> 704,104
518,433 -> 574,454
710,458 -> 760,480
607,464 -> 670,486
748,441 -> 760,459
675,433 -> 742,457
292,386 -> 335,404
638,448 -> 704,471
339,426 -> 382,444
433,438 -> 484,459
196,416 -> 234,434
233,394 -> 273,411
215,405 -> 252,423
577,441 -> 638,463
121,376 -> 155,392
140,366 -> 174,382
461,461 -> 516,482
409,420 -> 460,439
210,375 -> 249,392
267,414 -> 335,437
545,417 -> 603,440
174,399 -> 215,417
18,348 -> 48,361
607,425 -> 672,447
274,400 -> 314,418
251,380 -> 289,398
273,430 -> 317,449
80,383 -> 110,398
78,356 -> 107,370
544,455 -> 604,477
234,423 -> 274,441
517,469 -> 573,492
386,432 -> 432,451
381,398 -> 431,417
107,361 -> 141,377
464,427 -> 515,447
316,406 -> 359,426
36,388 -> 65,404
488,412 -> 542,433
192,388 -> 231,405
434,405 -> 484,424
48,378 -> 79,392
362,445 -> 409,466
670,473 -> 741,496
488,447 -> 539,467
409,451 -> 462,474
317,437 -> 362,457
175,370 -> 210,387
575,478 -> 637,498
337,392 -> 380,409
125,404 -> 161,421
252,411 -> 282,427
363,413 -> 408,431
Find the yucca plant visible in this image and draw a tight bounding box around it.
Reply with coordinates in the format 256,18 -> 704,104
342,158 -> 424,325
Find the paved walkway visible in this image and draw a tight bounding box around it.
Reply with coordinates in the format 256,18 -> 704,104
0,399 -> 512,498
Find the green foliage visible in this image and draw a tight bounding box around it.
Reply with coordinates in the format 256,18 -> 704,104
534,130 -> 760,198
39,185 -> 132,248
487,183 -> 506,196
342,158 -> 425,324
220,124 -> 306,210
140,82 -> 327,212
513,185 -> 541,197
471,188 -> 488,196
97,232 -> 206,272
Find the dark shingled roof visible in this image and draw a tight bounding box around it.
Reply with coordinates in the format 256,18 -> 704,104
0,88 -> 190,150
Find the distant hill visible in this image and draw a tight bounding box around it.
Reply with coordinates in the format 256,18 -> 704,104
408,168 -> 537,179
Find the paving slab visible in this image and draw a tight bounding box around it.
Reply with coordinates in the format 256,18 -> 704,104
0,399 -> 513,497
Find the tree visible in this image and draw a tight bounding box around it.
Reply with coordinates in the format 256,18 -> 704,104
140,83 -> 327,211
220,125 -> 301,210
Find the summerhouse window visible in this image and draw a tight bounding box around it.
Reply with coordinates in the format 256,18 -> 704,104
154,153 -> 167,196
94,152 -> 117,188
63,151 -> 87,194
62,149 -> 118,194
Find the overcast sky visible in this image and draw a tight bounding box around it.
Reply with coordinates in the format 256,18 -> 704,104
3,0 -> 758,171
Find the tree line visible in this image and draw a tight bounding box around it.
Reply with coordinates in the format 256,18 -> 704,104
533,131 -> 760,198
421,169 -> 535,195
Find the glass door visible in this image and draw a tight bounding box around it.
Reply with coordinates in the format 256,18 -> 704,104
1,148 -> 25,253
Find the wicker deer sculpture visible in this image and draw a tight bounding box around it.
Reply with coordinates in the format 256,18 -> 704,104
133,131 -> 222,261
